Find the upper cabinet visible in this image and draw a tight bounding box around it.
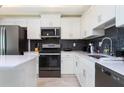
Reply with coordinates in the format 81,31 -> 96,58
27,19 -> 41,39
61,17 -> 81,39
81,5 -> 116,39
95,5 -> 116,27
81,6 -> 104,39
116,6 -> 124,27
14,19 -> 27,27
40,14 -> 61,27
0,18 -> 27,27
0,18 -> 16,25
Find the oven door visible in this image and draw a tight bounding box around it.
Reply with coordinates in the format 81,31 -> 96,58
39,55 -> 60,71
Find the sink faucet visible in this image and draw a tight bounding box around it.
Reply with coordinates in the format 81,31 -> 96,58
100,37 -> 113,56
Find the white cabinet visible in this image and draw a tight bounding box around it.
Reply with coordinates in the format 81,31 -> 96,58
74,53 -> 95,87
61,17 -> 81,39
27,19 -> 41,39
15,19 -> 27,27
81,6 -> 104,39
81,5 -> 115,39
61,52 -> 75,74
116,6 -> 124,27
0,19 -> 16,25
95,5 -> 116,26
0,18 -> 27,27
83,59 -> 95,87
61,52 -> 95,87
41,14 -> 61,27
74,55 -> 80,80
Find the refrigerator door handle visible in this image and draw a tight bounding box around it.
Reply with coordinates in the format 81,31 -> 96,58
0,27 -> 3,55
2,27 -> 6,55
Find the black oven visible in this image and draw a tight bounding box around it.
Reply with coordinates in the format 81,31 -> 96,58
39,54 -> 61,77
39,55 -> 60,70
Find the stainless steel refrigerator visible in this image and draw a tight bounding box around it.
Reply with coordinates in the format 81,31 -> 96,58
0,25 -> 27,55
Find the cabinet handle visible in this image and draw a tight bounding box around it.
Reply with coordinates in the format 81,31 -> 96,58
76,61 -> 77,66
83,69 -> 86,78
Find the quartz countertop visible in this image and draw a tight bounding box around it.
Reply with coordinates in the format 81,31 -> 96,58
61,51 -> 124,76
0,55 -> 37,68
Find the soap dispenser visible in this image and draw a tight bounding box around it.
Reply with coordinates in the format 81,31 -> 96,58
89,43 -> 94,53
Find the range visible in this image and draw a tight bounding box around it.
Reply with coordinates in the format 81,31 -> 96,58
39,27 -> 61,77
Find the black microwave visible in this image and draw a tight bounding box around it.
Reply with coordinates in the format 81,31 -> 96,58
41,27 -> 60,36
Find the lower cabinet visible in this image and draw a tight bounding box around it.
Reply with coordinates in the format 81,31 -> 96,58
61,52 -> 75,74
61,52 -> 95,87
74,54 -> 95,87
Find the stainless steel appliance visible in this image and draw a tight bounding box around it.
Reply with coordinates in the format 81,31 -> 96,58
0,25 -> 27,55
39,27 -> 61,77
95,63 -> 124,87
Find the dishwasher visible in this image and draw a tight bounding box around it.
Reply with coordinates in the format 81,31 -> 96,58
95,63 -> 124,87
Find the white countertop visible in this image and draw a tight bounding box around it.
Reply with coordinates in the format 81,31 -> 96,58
61,51 -> 124,76
0,55 -> 37,68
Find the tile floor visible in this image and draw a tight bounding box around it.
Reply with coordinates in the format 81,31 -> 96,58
37,75 -> 80,87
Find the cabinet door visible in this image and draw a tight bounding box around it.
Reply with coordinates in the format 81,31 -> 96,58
15,20 -> 27,27
61,57 -> 74,74
81,6 -> 99,38
27,19 -> 41,39
61,53 -> 74,74
61,17 -> 81,39
81,6 -> 105,39
95,5 -> 115,25
61,18 -> 71,39
78,58 -> 87,86
77,56 -> 95,87
85,61 -> 95,87
71,18 -> 81,39
41,14 -> 61,27
116,5 -> 124,27
81,14 -> 87,38
74,55 -> 80,78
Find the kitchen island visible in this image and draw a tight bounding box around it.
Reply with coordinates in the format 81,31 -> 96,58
0,55 -> 37,87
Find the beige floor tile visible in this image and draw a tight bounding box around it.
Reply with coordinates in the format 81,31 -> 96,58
37,75 -> 80,87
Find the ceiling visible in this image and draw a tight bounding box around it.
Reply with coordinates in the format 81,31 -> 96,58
0,5 -> 90,16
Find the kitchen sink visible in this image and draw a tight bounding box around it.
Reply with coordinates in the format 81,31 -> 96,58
88,55 -> 107,59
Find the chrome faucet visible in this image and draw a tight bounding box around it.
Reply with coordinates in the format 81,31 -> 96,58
100,37 -> 113,56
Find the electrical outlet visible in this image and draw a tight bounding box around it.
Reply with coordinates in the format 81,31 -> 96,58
73,42 -> 76,47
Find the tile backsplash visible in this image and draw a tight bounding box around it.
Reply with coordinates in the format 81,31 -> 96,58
30,40 -> 42,51
61,39 -> 88,50
30,39 -> 88,51
87,26 -> 124,55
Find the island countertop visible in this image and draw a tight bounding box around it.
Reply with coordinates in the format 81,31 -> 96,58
0,55 -> 37,68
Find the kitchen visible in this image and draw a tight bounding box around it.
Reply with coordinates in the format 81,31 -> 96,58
0,5 -> 124,87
